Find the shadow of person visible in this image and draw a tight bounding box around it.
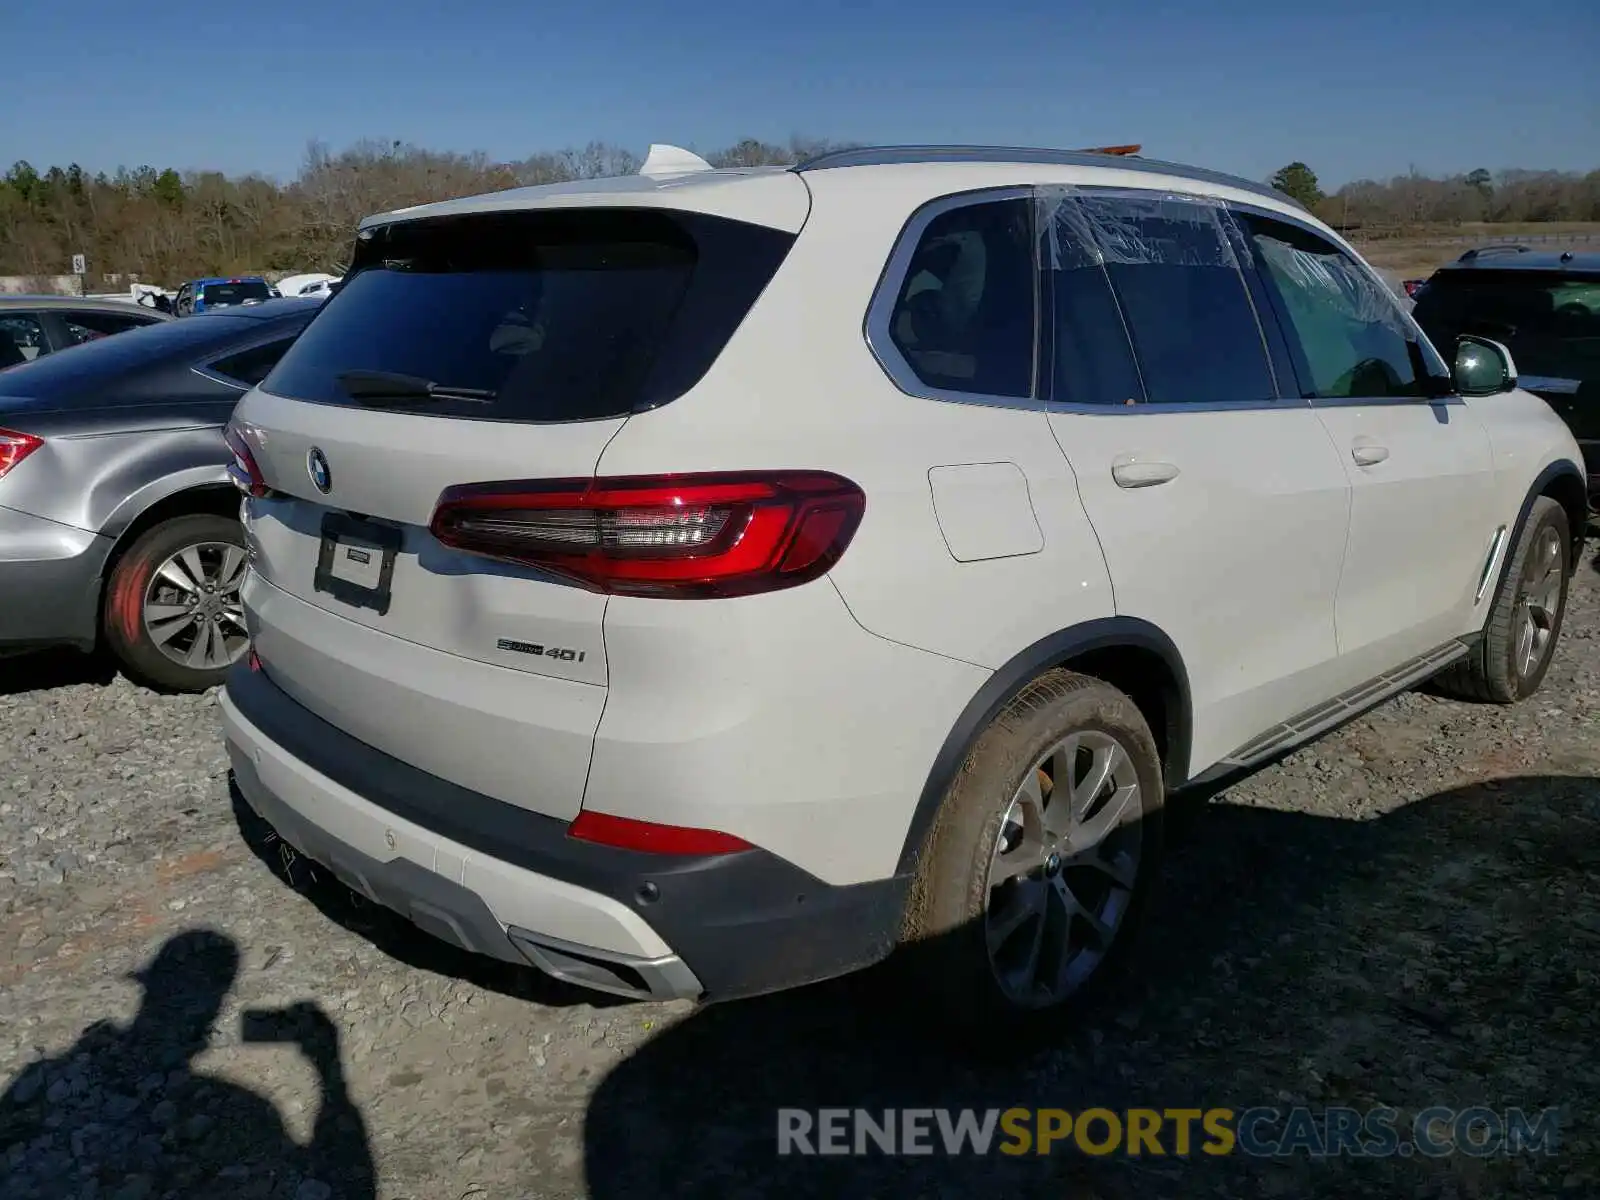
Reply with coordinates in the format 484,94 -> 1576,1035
582,774 -> 1598,1200
0,929 -> 375,1200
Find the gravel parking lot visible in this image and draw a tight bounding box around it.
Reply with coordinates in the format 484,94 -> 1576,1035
2,539 -> 1597,1200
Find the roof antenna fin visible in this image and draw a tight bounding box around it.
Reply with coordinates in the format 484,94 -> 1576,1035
640,144 -> 714,180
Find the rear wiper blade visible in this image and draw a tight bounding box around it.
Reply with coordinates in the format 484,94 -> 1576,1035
336,369 -> 497,404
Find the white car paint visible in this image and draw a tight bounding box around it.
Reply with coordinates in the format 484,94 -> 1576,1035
221,147 -> 1587,1004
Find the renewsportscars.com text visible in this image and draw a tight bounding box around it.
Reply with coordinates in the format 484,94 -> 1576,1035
776,1106 -> 1560,1158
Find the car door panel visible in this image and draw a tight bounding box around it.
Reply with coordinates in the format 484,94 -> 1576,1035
1235,210 -> 1500,677
1311,396 -> 1496,673
1039,190 -> 1351,775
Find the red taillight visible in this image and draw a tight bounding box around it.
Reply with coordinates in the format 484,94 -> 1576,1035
224,424 -> 269,498
0,428 -> 43,481
1403,279 -> 1423,297
247,648 -> 262,672
429,471 -> 866,598
568,810 -> 754,856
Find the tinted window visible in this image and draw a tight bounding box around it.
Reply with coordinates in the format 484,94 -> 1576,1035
1240,214 -> 1438,399
1413,271 -> 1600,386
265,208 -> 796,422
1067,196 -> 1275,405
887,198 -> 1035,399
62,310 -> 160,344
208,336 -> 299,386
200,281 -> 272,306
0,314 -> 48,367
1044,200 -> 1143,406
0,312 -> 260,393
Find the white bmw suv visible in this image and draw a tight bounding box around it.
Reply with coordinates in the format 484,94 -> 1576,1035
220,144 -> 1587,1029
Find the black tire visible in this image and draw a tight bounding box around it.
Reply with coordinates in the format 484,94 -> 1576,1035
898,670 -> 1164,1045
1433,496 -> 1570,704
103,513 -> 250,692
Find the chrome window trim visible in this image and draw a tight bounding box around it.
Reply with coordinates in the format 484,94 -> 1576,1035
863,186 -> 1051,413
1045,398 -> 1305,415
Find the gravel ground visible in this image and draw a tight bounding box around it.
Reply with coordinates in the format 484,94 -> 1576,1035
2,540 -> 1597,1199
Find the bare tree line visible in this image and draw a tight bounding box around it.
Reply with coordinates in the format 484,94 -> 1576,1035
1306,166 -> 1600,233
2,137 -> 1595,285
0,136 -> 845,284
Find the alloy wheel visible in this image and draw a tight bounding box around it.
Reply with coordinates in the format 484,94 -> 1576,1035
985,729 -> 1143,1007
1514,526 -> 1564,681
143,541 -> 250,671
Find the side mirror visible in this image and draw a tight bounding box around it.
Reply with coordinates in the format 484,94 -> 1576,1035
1454,335 -> 1518,397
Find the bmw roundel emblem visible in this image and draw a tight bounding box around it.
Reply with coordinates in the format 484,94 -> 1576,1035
307,447 -> 332,494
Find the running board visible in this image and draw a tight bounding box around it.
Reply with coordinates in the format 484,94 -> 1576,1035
1217,640 -> 1470,771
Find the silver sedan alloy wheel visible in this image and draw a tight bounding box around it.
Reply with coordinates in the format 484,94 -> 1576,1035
143,541 -> 250,671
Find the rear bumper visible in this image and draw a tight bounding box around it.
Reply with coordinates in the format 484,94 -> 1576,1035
0,504 -> 109,651
220,662 -> 909,1002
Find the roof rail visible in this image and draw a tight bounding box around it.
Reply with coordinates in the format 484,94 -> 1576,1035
1458,244 -> 1531,262
789,144 -> 1300,208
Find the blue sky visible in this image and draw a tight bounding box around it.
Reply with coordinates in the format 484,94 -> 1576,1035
10,0 -> 1597,188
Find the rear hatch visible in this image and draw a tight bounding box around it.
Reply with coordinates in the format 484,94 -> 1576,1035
230,198 -> 801,819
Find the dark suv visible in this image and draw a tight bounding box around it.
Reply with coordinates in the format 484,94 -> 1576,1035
1412,246 -> 1599,507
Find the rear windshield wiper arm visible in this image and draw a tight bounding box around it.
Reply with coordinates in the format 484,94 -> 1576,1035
336,369 -> 497,405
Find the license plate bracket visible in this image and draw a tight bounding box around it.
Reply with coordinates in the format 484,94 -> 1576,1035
313,512 -> 402,615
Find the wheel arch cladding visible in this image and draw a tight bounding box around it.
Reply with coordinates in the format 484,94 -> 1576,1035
1537,465 -> 1588,569
895,617 -> 1191,877
98,485 -> 240,619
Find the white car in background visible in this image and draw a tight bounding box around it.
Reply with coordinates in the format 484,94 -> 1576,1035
218,144 -> 1586,1038
274,274 -> 341,302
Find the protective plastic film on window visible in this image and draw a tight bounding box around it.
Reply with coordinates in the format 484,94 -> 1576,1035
1250,233 -> 1411,337
1041,189 -> 1242,272
1038,188 -> 1279,405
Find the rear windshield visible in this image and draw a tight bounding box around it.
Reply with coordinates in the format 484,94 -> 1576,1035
261,208 -> 796,422
1412,270 -> 1600,384
200,281 -> 272,306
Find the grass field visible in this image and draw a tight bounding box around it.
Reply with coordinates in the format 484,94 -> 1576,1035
1350,222 -> 1600,277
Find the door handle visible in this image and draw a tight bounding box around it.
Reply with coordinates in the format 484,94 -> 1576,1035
1351,444 -> 1390,467
1111,458 -> 1180,489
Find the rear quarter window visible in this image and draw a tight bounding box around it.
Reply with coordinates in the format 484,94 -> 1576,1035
262,208 -> 796,422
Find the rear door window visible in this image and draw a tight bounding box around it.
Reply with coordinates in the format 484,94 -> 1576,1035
0,314 -> 49,366
61,309 -> 162,344
1062,195 -> 1277,405
885,197 -> 1037,399
1041,198 -> 1143,406
263,208 -> 796,422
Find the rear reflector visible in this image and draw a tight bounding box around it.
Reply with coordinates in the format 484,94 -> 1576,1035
568,810 -> 753,856
429,471 -> 866,598
0,428 -> 43,481
224,423 -> 270,498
